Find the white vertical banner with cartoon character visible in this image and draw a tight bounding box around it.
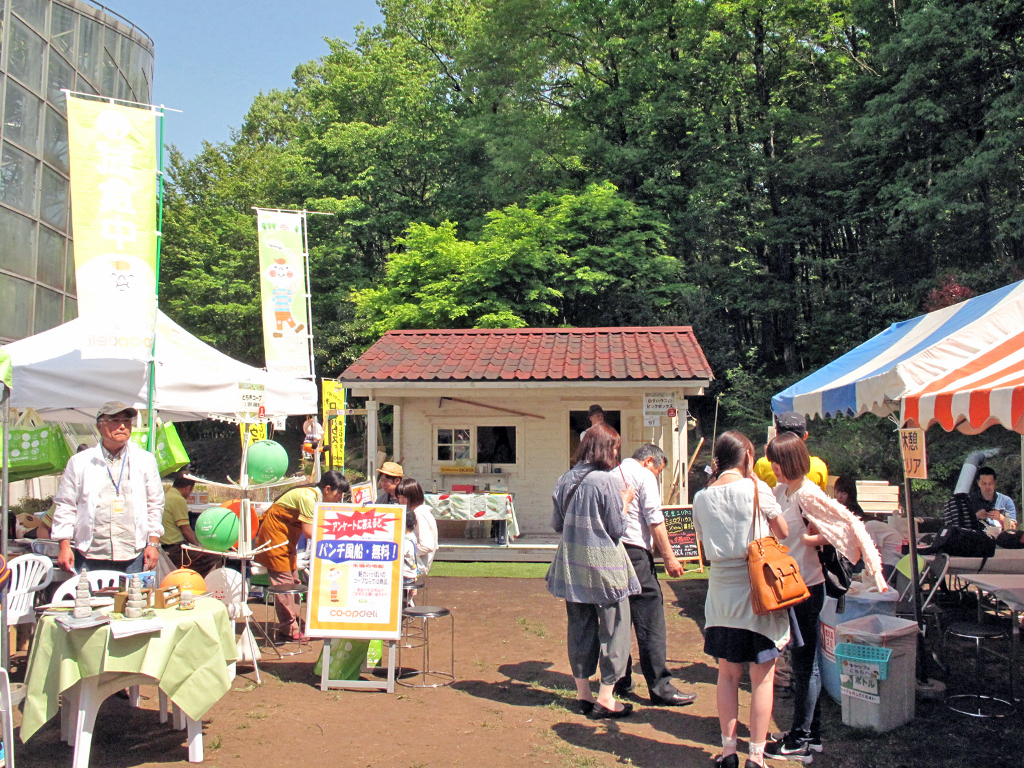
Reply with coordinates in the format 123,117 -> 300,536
256,209 -> 312,377
66,96 -> 158,359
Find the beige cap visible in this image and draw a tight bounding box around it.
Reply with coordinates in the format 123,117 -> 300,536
378,461 -> 404,478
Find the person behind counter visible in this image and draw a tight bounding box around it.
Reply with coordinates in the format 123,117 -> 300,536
52,402 -> 164,574
159,472 -> 219,577
376,461 -> 404,505
835,476 -> 904,581
395,478 -> 439,575
254,470 -> 348,643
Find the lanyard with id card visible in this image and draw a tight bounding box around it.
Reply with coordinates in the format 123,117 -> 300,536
107,452 -> 129,514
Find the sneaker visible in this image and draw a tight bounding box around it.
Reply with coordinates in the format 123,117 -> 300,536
769,734 -> 821,753
764,735 -> 816,763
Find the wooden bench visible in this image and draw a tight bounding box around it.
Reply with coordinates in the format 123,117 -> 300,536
856,481 -> 901,515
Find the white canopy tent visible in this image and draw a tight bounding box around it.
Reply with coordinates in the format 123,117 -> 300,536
3,310 -> 317,422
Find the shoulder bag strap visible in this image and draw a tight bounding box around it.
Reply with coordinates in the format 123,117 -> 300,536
560,466 -> 597,516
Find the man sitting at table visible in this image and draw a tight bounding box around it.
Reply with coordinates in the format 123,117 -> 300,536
160,472 -> 218,577
51,402 -> 164,573
971,467 -> 1017,532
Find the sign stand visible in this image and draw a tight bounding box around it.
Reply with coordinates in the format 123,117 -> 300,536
305,502 -> 405,693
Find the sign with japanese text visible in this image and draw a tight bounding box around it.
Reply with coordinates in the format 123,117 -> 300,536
66,96 -> 157,359
663,505 -> 702,561
257,209 -> 311,377
643,392 -> 676,417
237,382 -> 266,422
305,503 -> 404,639
350,482 -> 374,506
899,428 -> 927,479
839,659 -> 881,703
322,379 -> 346,469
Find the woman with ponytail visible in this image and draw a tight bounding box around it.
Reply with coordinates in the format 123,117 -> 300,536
692,431 -> 788,768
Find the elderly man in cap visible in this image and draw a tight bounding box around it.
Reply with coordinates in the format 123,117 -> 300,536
375,461 -> 404,505
52,402 -> 164,573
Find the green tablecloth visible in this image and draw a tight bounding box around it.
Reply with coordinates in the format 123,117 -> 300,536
21,599 -> 237,740
424,493 -> 520,539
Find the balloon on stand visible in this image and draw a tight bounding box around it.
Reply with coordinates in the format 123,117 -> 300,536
246,440 -> 289,483
160,568 -> 207,595
221,499 -> 259,536
195,506 -> 240,552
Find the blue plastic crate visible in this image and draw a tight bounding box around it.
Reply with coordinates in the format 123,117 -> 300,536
834,643 -> 893,680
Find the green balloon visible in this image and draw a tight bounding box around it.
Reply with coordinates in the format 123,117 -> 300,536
195,507 -> 240,552
247,440 -> 289,483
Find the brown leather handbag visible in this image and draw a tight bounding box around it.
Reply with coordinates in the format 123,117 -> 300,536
746,481 -> 810,615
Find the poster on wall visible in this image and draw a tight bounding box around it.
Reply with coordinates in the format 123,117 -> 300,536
66,96 -> 158,359
305,503 -> 404,640
257,209 -> 312,377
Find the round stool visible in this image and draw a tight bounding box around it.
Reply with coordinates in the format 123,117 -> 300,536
397,606 -> 455,688
944,621 -> 1015,717
262,582 -> 311,657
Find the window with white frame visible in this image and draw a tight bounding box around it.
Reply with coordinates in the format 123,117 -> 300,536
436,428 -> 472,462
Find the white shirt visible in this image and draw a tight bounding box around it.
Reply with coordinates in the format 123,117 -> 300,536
864,519 -> 905,567
774,484 -> 826,587
412,504 -> 439,573
52,442 -> 164,556
617,458 -> 664,551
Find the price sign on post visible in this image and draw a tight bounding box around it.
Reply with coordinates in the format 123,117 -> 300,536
899,428 -> 927,479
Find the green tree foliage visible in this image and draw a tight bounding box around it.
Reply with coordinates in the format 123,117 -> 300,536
159,0 -> 1024,492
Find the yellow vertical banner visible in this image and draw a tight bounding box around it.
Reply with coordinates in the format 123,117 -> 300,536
240,422 -> 268,449
322,379 -> 346,469
304,502 -> 404,639
66,96 -> 158,359
899,428 -> 928,479
257,209 -> 311,376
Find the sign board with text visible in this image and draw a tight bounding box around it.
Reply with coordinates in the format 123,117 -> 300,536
305,503 -> 405,640
643,392 -> 676,417
899,428 -> 927,479
350,482 -> 374,506
663,505 -> 703,571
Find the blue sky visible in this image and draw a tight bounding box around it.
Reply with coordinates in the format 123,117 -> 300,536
111,1 -> 384,158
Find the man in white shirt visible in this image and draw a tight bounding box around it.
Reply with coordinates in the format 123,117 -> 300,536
615,444 -> 697,706
52,402 -> 164,573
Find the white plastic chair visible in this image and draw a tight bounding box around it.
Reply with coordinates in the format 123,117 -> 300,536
7,554 -> 54,625
50,570 -> 123,602
196,567 -> 260,679
0,667 -> 17,768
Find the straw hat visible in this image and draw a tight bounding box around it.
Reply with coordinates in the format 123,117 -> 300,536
378,461 -> 404,478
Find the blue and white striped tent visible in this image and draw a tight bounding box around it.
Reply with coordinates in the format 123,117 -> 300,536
772,280 -> 1024,420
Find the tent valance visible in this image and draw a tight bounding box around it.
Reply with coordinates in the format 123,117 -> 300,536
772,280 -> 1024,422
2,311 -> 316,423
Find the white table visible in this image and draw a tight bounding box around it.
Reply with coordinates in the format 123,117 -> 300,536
957,573 -> 1024,701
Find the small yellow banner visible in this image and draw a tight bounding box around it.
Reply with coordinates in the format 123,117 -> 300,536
440,465 -> 477,475
899,429 -> 927,479
240,422 -> 267,449
67,96 -> 157,359
322,380 -> 346,469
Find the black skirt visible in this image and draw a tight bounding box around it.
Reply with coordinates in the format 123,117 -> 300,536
704,625 -> 782,665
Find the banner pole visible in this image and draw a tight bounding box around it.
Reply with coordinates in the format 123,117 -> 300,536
301,212 -> 316,381
2,387 -> 10,670
147,106 -> 166,451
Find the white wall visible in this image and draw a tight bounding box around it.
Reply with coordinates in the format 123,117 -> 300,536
393,393 -> 686,535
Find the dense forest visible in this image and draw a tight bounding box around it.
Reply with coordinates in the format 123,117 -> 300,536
161,0 -> 1024,508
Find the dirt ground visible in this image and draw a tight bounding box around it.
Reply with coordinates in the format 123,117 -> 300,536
10,577 -> 1022,768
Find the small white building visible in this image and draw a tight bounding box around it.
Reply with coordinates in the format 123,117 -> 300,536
340,327 -> 712,536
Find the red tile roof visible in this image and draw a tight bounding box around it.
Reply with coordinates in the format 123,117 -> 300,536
341,327 -> 713,383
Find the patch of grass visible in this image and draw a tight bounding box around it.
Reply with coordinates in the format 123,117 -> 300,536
429,561 -> 551,578
246,711 -> 267,720
427,560 -> 707,580
516,615 -> 549,637
208,734 -> 222,750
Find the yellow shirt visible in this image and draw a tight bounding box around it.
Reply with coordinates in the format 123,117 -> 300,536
275,486 -> 320,524
159,487 -> 190,545
754,455 -> 829,492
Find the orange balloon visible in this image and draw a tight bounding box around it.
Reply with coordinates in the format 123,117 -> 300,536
160,568 -> 207,595
221,499 -> 259,535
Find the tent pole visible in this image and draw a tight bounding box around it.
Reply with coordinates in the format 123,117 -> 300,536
903,476 -> 929,683
147,105 -> 167,451
2,387 -> 10,670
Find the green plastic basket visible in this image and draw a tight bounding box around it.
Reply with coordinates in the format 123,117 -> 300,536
834,643 -> 893,680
